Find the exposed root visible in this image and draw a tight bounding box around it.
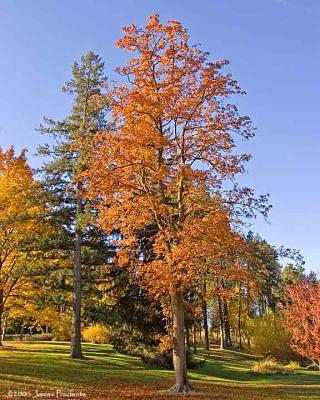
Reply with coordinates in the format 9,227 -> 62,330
167,383 -> 196,393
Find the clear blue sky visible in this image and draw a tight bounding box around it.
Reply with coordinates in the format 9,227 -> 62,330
0,0 -> 319,272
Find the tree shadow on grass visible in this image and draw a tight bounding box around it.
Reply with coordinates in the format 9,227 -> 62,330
0,342 -> 173,387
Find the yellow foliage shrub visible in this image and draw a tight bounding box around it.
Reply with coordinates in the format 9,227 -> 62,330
252,357 -> 297,375
286,361 -> 300,370
82,324 -> 110,344
248,313 -> 297,361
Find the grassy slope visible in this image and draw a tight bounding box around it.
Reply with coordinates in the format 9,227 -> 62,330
0,341 -> 319,399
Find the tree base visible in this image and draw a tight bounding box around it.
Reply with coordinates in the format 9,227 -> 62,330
167,383 -> 195,393
70,353 -> 84,360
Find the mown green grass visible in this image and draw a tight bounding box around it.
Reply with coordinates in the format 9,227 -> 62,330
0,341 -> 319,399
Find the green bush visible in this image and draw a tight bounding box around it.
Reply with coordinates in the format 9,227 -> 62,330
108,324 -> 204,370
140,348 -> 173,369
2,334 -> 21,341
4,334 -> 53,341
82,323 -> 110,344
140,347 -> 202,370
23,334 -> 53,342
108,325 -> 152,353
306,364 -> 320,371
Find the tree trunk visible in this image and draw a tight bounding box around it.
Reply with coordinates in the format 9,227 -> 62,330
0,287 -> 3,346
1,317 -> 6,343
202,299 -> 210,351
238,291 -> 242,350
218,296 -> 225,349
70,191 -> 83,359
186,326 -> 190,350
223,300 -> 232,348
193,323 -> 197,354
20,324 -> 24,341
169,291 -> 193,393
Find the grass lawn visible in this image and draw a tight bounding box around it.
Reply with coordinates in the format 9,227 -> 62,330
0,341 -> 319,399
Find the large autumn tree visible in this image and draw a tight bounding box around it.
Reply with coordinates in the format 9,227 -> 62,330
86,15 -> 265,392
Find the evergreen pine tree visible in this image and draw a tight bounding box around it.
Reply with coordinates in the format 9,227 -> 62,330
38,51 -> 111,358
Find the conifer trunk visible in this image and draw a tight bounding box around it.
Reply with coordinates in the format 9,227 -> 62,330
186,326 -> 190,349
202,301 -> 209,351
20,324 -> 24,341
223,300 -> 232,348
238,291 -> 242,350
202,282 -> 209,351
70,191 -> 83,359
193,323 -> 197,354
1,319 -> 6,343
218,295 -> 225,349
169,291 -> 192,393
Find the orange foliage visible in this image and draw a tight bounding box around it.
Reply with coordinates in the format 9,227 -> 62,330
0,147 -> 47,322
86,14 -> 253,299
283,282 -> 320,367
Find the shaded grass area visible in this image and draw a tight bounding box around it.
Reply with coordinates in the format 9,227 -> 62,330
0,341 -> 319,399
191,348 -> 320,384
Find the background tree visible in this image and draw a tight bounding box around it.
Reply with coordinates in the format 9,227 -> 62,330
96,263 -> 166,352
248,235 -> 282,315
282,281 -> 320,369
0,147 -> 47,345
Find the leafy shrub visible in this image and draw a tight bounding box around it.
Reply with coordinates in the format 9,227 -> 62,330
109,325 -> 204,370
248,313 -> 298,362
108,331 -> 131,353
2,334 -> 21,341
252,357 -> 297,375
83,323 -> 110,344
140,348 -> 173,369
286,361 -> 300,370
306,364 -> 320,371
140,347 -> 203,370
4,334 -> 53,341
108,324 -> 157,353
